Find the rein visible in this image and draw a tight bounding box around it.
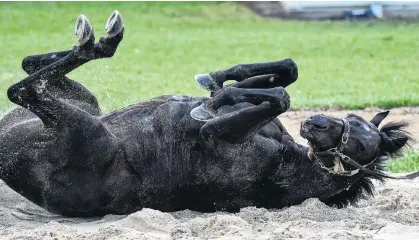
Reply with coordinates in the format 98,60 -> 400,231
310,119 -> 418,180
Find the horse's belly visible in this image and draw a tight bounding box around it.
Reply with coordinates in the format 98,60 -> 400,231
136,179 -> 257,212
41,171 -> 104,216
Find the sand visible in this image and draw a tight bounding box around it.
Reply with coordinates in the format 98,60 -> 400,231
1,177 -> 418,240
1,107 -> 419,240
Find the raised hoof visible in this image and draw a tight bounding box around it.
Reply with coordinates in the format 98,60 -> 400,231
195,73 -> 222,92
105,10 -> 124,38
190,104 -> 215,122
75,15 -> 94,45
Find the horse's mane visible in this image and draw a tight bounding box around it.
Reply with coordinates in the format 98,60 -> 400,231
379,121 -> 413,157
322,120 -> 413,208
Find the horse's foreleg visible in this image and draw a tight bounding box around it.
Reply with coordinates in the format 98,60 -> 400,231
195,59 -> 298,92
210,74 -> 290,96
194,87 -> 290,143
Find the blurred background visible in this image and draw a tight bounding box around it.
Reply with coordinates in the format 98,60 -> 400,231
243,1 -> 419,20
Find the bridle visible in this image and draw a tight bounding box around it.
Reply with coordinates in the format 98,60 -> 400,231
311,119 -> 369,177
310,118 -> 418,180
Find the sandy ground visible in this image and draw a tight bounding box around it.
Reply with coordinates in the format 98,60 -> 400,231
1,177 -> 418,240
1,107 -> 419,240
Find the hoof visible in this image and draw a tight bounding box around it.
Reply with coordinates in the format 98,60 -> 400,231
75,15 -> 94,45
105,10 -> 124,38
190,104 -> 215,122
195,73 -> 222,92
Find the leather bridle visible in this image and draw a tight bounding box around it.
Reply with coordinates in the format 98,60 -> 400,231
310,118 -> 418,180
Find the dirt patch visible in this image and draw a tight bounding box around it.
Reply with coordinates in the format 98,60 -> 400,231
281,107 -> 419,149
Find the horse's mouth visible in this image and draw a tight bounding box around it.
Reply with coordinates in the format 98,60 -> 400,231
300,119 -> 314,141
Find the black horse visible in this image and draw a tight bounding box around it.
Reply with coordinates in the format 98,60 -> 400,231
0,11 -> 417,217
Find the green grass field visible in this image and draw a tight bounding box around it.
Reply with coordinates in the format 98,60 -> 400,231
388,149 -> 419,173
0,1 -> 418,172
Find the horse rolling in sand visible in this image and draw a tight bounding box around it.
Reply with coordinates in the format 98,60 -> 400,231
0,11 -> 418,217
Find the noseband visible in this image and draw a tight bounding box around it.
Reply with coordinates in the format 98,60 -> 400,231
311,118 -> 418,180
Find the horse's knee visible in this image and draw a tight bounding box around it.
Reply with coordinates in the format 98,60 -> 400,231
7,83 -> 31,105
7,84 -> 21,104
281,58 -> 298,87
270,87 -> 291,113
7,81 -> 40,105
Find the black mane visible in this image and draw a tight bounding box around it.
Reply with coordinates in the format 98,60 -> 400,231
321,156 -> 386,208
322,121 -> 412,208
379,121 -> 413,157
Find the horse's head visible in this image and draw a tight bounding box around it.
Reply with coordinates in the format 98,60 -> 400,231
301,111 -> 411,174
300,110 -> 415,207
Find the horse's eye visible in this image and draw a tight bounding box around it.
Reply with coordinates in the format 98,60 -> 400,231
358,142 -> 366,152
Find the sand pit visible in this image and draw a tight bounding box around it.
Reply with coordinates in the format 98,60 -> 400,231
1,107 -> 419,240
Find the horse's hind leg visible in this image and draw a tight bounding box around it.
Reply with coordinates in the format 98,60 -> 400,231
18,12 -> 124,116
195,87 -> 290,143
22,10 -> 123,75
7,12 -> 124,126
22,52 -> 100,115
195,59 -> 298,92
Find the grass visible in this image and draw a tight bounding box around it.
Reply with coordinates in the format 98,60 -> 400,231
388,149 -> 419,173
0,1 -> 418,172
2,2 -> 419,112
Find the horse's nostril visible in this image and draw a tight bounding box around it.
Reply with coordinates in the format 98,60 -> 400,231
313,123 -> 327,129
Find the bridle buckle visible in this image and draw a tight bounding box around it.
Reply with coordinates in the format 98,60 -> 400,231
341,132 -> 349,144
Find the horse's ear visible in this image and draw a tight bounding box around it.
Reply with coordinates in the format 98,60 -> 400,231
371,111 -> 390,127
